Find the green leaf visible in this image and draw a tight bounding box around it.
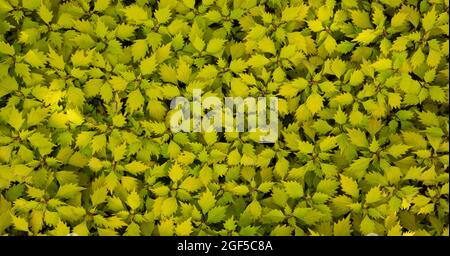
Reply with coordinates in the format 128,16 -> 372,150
156,43 -> 172,63
192,36 -> 205,52
124,161 -> 148,175
324,35 -> 337,54
410,49 -> 425,69
351,10 -> 372,29
206,38 -> 226,55
112,144 -> 127,162
175,218 -> 193,235
0,0 -> 447,238
333,216 -> 352,236
127,89 -> 145,112
198,190 -> 215,213
340,175 -> 359,199
353,29 -> 380,45
91,134 -> 106,154
308,19 -> 324,32
179,177 -> 202,192
168,162 -> 184,182
306,93 -> 323,114
161,197 -> 178,216
391,12 -> 407,27
346,128 -> 368,148
0,76 -> 18,97
131,40 -> 148,62
23,50 -> 46,67
281,6 -> 303,22
365,186 -> 382,204
317,179 -> 340,196
417,111 -> 440,127
345,157 -> 372,180
140,55 -> 157,75
7,107 -> 23,131
207,206 -> 227,224
258,182 -> 274,193
360,216 -> 375,235
38,4 -> 53,24
0,41 -> 14,55
182,0 -> 195,9
247,54 -> 270,68
154,8 -> 172,24
262,209 -> 285,223
293,207 -> 323,225
126,191 -> 141,210
387,144 -> 411,158
428,86 -> 446,103
56,184 -> 85,199
258,37 -> 276,54
331,58 -> 346,78
47,47 -> 65,70
334,107 -> 347,125
319,136 -> 338,152
94,0 -> 110,12
283,181 -> 304,199
422,7 -> 436,31
12,215 -> 29,232
124,5 -> 148,24
91,187 -> 108,206
371,58 -> 392,71
402,131 -> 427,149
28,132 -> 55,156
298,140 -> 314,154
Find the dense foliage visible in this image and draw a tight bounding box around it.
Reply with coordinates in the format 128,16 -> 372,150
0,0 -> 448,236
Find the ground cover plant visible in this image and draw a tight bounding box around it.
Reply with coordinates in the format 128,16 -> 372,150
0,0 -> 448,236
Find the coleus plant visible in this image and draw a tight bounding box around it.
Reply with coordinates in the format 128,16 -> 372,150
0,0 -> 448,236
